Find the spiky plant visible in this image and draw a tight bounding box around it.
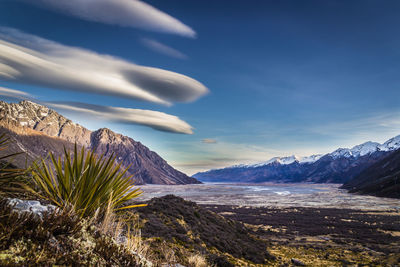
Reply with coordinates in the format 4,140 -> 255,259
28,145 -> 146,217
0,133 -> 26,196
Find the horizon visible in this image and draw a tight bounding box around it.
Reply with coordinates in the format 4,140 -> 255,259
1,0 -> 400,175
3,98 -> 400,176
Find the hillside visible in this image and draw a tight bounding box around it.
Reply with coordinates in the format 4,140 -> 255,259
0,100 -> 199,185
342,150 -> 400,198
137,195 -> 274,265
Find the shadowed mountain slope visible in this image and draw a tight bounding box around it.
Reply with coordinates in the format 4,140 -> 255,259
342,150 -> 400,198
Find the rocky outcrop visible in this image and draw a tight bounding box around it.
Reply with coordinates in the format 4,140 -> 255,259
0,100 -> 199,185
0,100 -> 91,146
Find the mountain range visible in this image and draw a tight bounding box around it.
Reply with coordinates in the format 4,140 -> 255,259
341,148 -> 400,198
0,100 -> 199,185
194,135 -> 400,184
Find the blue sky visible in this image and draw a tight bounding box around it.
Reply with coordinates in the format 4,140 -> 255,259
1,0 -> 400,174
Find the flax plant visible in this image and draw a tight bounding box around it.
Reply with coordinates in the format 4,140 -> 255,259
28,145 -> 146,217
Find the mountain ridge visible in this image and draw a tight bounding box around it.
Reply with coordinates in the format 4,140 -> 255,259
194,135 -> 400,184
0,100 -> 199,185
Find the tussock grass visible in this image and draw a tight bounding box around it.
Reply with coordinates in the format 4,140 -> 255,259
188,253 -> 208,267
27,145 -> 146,217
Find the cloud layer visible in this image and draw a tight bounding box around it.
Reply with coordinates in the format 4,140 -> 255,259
48,102 -> 194,134
24,0 -> 196,37
0,86 -> 31,99
141,38 -> 187,59
0,28 -> 208,106
0,87 -> 193,134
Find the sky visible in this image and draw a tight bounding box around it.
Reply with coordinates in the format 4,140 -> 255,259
1,0 -> 400,175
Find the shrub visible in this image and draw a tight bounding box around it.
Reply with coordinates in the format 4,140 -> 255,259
27,145 -> 145,217
0,199 -> 143,266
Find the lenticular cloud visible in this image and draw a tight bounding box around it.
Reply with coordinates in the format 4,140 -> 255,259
0,86 -> 194,134
0,28 -> 208,106
48,102 -> 194,134
23,0 -> 196,38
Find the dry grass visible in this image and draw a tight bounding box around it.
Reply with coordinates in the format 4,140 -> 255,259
95,197 -> 124,240
125,226 -> 151,257
95,202 -> 153,263
187,253 -> 208,267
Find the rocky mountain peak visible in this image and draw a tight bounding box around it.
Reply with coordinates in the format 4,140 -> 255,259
0,100 -> 199,185
380,135 -> 400,151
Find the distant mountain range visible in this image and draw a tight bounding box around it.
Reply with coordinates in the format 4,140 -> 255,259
0,100 -> 199,185
194,135 -> 400,184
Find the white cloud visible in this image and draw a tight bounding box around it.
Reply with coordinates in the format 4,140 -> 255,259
0,87 -> 194,134
48,102 -> 194,134
0,86 -> 32,99
141,38 -> 187,59
24,0 -> 196,38
0,28 -> 208,106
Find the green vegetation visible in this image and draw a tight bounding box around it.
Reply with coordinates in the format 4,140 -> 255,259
0,135 -> 150,266
27,145 -> 146,217
0,199 -> 144,266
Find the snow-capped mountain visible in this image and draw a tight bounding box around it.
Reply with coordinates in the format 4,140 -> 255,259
253,155 -> 299,167
329,141 -> 381,159
329,138 -> 400,159
298,154 -> 323,163
194,135 -> 400,184
251,154 -> 323,167
248,136 -> 400,168
342,146 -> 400,199
380,135 -> 400,151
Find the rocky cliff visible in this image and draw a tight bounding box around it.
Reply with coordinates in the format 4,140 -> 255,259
0,100 -> 199,185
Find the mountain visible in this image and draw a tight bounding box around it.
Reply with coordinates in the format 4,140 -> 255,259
0,100 -> 199,185
194,137 -> 400,184
341,149 -> 400,198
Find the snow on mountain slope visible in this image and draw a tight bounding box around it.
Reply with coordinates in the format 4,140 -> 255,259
330,141 -> 381,159
251,155 -> 323,168
224,135 -> 400,170
298,154 -> 323,163
253,156 -> 298,167
380,135 -> 400,151
351,141 -> 381,157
